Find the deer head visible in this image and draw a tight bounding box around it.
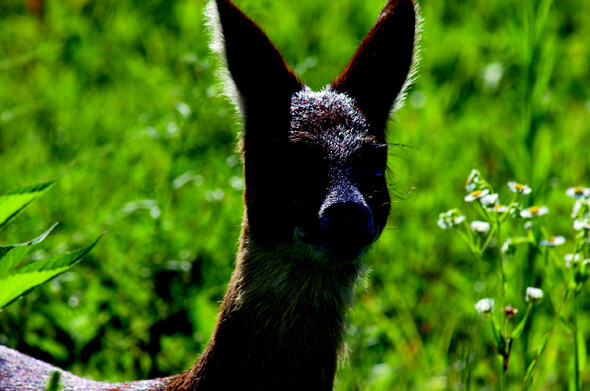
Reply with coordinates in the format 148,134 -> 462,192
209,0 -> 416,264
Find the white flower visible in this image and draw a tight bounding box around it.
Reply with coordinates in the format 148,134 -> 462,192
437,209 -> 466,230
574,218 -> 590,230
565,253 -> 582,268
566,186 -> 590,199
480,193 -> 499,206
539,236 -> 566,246
572,199 -> 585,218
520,205 -> 548,218
465,189 -> 490,202
475,298 -> 494,314
470,221 -> 491,233
525,287 -> 543,302
488,204 -> 509,213
508,181 -> 532,195
465,169 -> 482,192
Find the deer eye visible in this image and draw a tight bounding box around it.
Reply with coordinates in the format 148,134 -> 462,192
353,146 -> 387,180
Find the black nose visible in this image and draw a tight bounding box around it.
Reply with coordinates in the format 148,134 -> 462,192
319,201 -> 375,255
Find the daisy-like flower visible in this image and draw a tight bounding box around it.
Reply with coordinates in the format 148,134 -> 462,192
565,253 -> 583,268
475,298 -> 494,314
488,204 -> 509,213
525,287 -> 543,302
480,193 -> 499,206
566,186 -> 590,199
520,205 -> 548,218
437,209 -> 466,230
571,199 -> 590,219
465,169 -> 482,192
508,181 -> 532,195
574,218 -> 590,230
465,188 -> 490,202
539,236 -> 566,246
470,220 -> 491,233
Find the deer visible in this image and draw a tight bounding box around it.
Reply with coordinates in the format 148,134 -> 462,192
0,0 -> 417,389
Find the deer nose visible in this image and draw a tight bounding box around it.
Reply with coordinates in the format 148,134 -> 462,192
318,192 -> 376,259
320,201 -> 374,239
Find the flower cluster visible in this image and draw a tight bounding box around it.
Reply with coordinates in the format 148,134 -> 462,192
568,187 -> 590,231
437,209 -> 465,230
437,169 -> 590,380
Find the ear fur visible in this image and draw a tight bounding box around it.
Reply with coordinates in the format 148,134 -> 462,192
206,0 -> 302,118
331,0 -> 417,138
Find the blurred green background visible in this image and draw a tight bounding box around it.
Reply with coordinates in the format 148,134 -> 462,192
1,0 -> 589,389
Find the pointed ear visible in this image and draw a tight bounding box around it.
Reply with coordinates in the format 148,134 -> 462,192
331,0 -> 416,136
207,0 -> 302,115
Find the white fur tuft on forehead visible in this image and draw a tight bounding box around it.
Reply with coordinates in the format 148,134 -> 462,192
290,87 -> 370,135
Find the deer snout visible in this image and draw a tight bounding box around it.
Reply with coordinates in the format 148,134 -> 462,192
317,184 -> 376,259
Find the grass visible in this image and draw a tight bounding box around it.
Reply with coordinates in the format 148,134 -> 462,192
0,0 -> 589,389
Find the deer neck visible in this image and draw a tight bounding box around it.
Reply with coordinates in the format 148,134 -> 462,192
167,226 -> 363,391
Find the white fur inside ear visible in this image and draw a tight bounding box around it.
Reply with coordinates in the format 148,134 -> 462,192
390,0 -> 423,116
205,0 -> 245,119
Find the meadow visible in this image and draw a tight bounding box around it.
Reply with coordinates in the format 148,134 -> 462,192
1,0 -> 589,389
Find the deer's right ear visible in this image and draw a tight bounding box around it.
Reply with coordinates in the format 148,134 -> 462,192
332,0 -> 416,139
207,0 -> 302,117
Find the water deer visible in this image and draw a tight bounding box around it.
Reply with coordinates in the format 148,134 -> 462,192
0,0 -> 417,389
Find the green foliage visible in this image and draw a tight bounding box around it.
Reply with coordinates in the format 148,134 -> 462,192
0,182 -> 53,229
0,231 -> 100,309
0,0 -> 589,390
0,181 -> 99,309
439,171 -> 590,389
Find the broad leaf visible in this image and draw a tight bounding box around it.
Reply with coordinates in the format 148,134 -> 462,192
0,181 -> 54,229
0,236 -> 100,309
0,222 -> 59,279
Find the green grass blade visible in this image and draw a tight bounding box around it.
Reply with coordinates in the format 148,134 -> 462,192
45,371 -> 63,391
0,181 -> 54,229
0,222 -> 59,279
0,236 -> 101,309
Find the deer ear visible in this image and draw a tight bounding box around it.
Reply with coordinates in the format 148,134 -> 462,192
207,0 -> 302,116
331,0 -> 416,136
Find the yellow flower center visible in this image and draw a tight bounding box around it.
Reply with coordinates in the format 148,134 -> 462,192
514,183 -> 524,191
471,190 -> 482,197
574,187 -> 584,195
549,237 -> 556,242
495,204 -> 505,210
529,206 -> 540,214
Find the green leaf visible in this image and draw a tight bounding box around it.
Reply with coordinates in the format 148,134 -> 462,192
0,236 -> 100,309
0,181 -> 54,229
520,335 -> 549,390
0,222 -> 59,279
511,303 -> 533,339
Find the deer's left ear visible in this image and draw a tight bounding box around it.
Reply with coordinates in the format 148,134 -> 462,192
331,0 -> 416,138
207,0 -> 302,119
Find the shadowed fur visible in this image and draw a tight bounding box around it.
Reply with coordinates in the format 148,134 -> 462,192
0,0 -> 417,390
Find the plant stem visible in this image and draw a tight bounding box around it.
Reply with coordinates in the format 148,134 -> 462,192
495,217 -> 508,390
520,288 -> 571,390
573,289 -> 580,391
